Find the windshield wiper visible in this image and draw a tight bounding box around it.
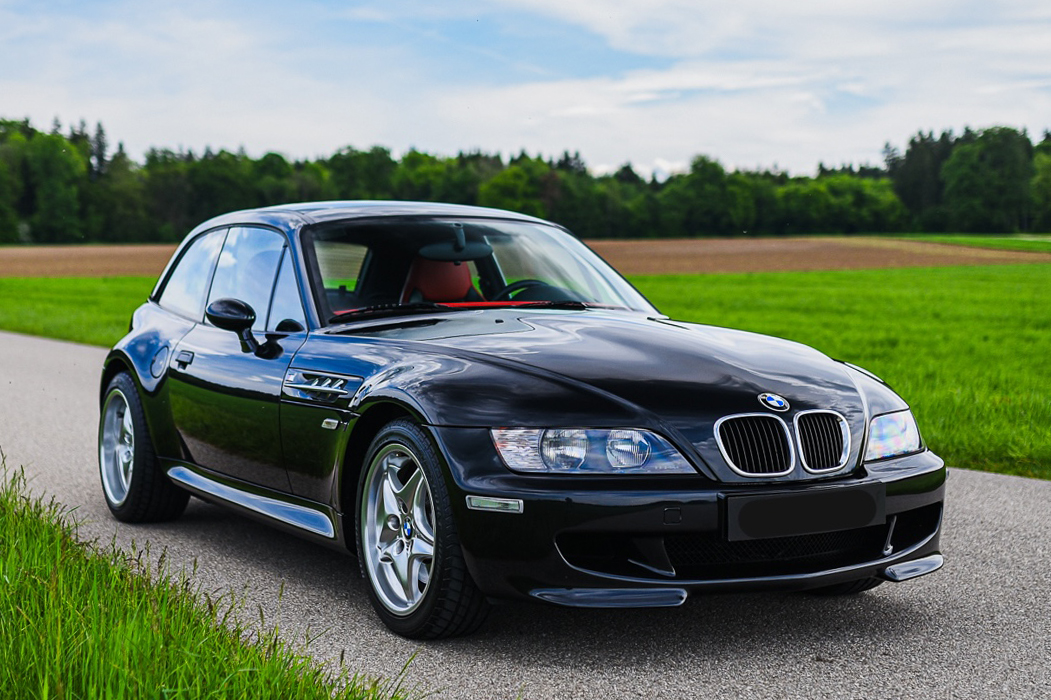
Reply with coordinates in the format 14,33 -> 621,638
328,300 -> 621,324
328,302 -> 450,324
517,300 -> 613,310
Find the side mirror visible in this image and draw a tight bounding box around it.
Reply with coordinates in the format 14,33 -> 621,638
274,318 -> 305,333
206,298 -> 258,353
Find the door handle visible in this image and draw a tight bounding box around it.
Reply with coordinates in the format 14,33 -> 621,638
175,350 -> 194,369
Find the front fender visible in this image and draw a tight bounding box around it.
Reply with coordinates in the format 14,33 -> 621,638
295,334 -> 653,429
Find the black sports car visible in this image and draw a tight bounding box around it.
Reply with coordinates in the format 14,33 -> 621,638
98,201 -> 945,639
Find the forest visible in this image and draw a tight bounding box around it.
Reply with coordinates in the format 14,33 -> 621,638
1,117 -> 1049,244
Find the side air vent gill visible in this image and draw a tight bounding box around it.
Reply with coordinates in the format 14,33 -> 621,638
282,369 -> 361,405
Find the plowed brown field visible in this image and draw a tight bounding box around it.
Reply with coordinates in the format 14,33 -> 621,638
1,237 -> 1049,278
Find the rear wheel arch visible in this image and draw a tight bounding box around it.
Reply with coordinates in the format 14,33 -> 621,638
100,353 -> 169,451
99,370 -> 189,522
100,354 -> 134,407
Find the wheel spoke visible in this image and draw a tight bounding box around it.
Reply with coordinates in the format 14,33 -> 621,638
377,538 -> 399,564
120,456 -> 132,490
395,468 -> 425,520
389,545 -> 414,602
383,451 -> 412,480
378,472 -> 399,524
408,555 -> 429,601
121,408 -> 134,445
410,536 -> 434,561
376,519 -> 398,548
410,474 -> 434,540
415,516 -> 435,549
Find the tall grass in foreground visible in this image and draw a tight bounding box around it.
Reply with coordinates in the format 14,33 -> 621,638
632,264 -> 1051,480
0,465 -> 414,700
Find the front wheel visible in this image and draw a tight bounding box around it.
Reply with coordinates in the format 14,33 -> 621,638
356,419 -> 489,639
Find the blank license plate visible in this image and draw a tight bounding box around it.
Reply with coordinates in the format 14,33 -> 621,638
726,484 -> 885,541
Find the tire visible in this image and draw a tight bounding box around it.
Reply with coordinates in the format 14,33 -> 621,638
355,419 -> 489,639
809,577 -> 884,595
98,372 -> 189,522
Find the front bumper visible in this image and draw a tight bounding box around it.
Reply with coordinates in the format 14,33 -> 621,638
433,427 -> 946,606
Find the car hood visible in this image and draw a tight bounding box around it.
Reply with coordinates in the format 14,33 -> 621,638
422,310 -> 862,415
335,309 -> 870,479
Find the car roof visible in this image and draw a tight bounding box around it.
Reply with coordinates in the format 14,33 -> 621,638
193,200 -> 552,235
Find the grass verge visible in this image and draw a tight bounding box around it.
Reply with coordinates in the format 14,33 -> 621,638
896,234 -> 1051,254
631,264 -> 1051,480
0,464 -> 414,700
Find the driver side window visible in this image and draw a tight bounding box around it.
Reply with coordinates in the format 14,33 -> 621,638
207,227 -> 285,332
267,250 -> 306,332
157,229 -> 226,321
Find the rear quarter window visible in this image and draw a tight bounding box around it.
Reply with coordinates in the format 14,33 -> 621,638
156,229 -> 226,320
313,240 -> 369,313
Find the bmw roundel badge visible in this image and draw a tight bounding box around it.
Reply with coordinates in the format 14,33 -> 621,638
758,393 -> 790,412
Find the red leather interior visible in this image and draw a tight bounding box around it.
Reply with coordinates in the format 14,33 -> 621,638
401,258 -> 475,302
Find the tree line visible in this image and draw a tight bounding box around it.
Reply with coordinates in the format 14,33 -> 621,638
1,117 -> 1049,244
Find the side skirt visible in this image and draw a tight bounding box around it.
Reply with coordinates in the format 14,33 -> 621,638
165,462 -> 348,552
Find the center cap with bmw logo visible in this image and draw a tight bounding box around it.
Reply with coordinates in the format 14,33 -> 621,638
758,392 -> 790,412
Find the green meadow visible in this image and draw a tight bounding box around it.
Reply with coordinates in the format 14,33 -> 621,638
897,234 -> 1051,254
0,276 -> 155,346
1,264 -> 1048,479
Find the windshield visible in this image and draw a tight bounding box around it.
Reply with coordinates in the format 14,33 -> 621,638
301,218 -> 657,323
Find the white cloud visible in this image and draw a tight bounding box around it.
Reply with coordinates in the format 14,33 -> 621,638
0,1 -> 416,158
1,0 -> 1049,178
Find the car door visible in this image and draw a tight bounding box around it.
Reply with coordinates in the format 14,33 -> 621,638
167,226 -> 307,492
278,235 -> 370,504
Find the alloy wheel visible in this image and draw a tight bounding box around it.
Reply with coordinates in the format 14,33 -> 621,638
100,388 -> 135,506
360,443 -> 436,615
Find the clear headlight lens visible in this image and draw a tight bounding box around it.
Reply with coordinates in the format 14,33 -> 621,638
540,429 -> 588,470
606,429 -> 652,468
865,409 -> 922,461
491,428 -> 695,474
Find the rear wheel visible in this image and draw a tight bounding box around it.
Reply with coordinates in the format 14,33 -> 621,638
99,372 -> 188,522
356,419 -> 489,639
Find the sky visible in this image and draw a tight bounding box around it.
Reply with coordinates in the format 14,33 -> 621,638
2,0 -> 1050,177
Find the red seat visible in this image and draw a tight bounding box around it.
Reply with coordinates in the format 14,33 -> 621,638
400,258 -> 479,303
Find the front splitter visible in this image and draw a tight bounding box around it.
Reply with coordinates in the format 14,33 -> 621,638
530,588 -> 688,608
879,553 -> 944,582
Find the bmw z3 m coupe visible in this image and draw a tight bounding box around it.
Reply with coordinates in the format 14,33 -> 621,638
98,201 -> 945,639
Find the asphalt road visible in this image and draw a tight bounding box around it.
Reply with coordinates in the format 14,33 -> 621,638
1,329 -> 1048,699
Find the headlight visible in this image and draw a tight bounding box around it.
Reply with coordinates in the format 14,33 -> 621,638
491,428 -> 695,474
864,409 -> 922,461
540,429 -> 588,470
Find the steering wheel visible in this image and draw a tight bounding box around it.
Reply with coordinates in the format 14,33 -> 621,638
491,279 -> 548,301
